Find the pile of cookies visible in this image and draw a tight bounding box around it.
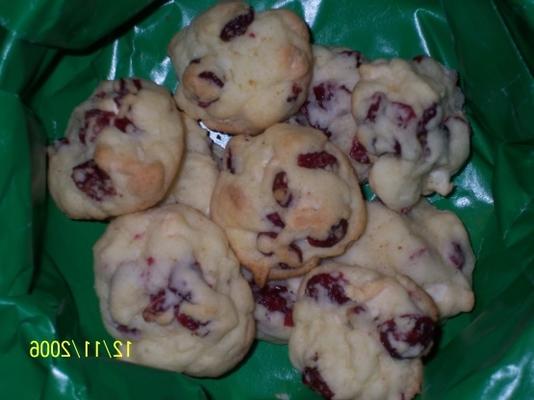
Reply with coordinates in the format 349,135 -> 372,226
47,2 -> 475,399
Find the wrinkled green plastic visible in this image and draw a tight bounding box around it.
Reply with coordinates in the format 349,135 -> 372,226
0,0 -> 533,398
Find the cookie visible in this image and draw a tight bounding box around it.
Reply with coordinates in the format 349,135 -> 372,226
289,263 -> 438,400
244,268 -> 302,343
352,56 -> 470,211
48,78 -> 184,219
211,123 -> 366,286
291,45 -> 372,181
93,204 -> 255,377
335,200 -> 475,317
169,1 -> 312,135
162,116 -> 219,216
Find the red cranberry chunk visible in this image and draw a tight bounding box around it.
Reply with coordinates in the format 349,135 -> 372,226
305,272 -> 350,304
198,98 -> 218,108
252,282 -> 294,327
71,159 -> 116,201
115,323 -> 139,336
349,139 -> 370,164
338,49 -> 365,67
142,290 -> 170,321
80,109 -> 116,143
272,171 -> 292,207
198,71 -> 224,88
287,84 -> 302,102
449,242 -> 465,270
412,55 -> 427,63
289,242 -> 303,263
266,212 -> 285,228
132,78 -> 142,91
378,314 -> 436,359
313,82 -> 336,110
307,219 -> 348,248
391,102 -> 416,128
417,103 -> 438,135
365,92 -> 384,122
113,116 -> 135,132
225,147 -> 235,173
297,151 -> 338,169
257,231 -> 278,256
175,310 -> 210,337
303,366 -> 334,399
220,7 -> 255,41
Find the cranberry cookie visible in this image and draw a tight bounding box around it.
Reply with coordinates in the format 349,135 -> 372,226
169,1 -> 312,135
93,204 -> 255,377
335,200 -> 475,317
352,56 -> 470,211
211,123 -> 366,286
291,45 -> 372,181
48,78 -> 184,219
289,263 -> 438,400
162,116 -> 219,216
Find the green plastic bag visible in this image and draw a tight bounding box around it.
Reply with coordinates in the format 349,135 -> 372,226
0,0 -> 533,398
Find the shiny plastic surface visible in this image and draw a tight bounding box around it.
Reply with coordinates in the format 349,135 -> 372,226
0,0 -> 532,398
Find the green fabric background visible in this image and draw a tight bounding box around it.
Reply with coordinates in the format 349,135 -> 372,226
0,0 -> 532,398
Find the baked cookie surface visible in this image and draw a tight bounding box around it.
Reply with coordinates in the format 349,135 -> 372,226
169,1 -> 312,135
335,200 -> 475,317
211,123 -> 366,286
48,78 -> 184,219
93,204 -> 255,377
289,263 -> 438,400
352,57 -> 470,211
162,115 -> 219,216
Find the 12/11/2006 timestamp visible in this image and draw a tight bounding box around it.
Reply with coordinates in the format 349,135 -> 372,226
29,340 -> 132,359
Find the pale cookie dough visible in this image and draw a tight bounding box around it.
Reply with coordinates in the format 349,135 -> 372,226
335,200 -> 475,318
169,1 -> 312,135
162,116 -> 219,216
289,263 -> 438,400
93,204 -> 255,377
211,123 -> 366,286
352,56 -> 470,211
48,78 -> 184,219
291,45 -> 372,181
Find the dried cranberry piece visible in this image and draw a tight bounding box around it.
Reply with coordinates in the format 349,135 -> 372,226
142,290 -> 170,321
289,242 -> 303,263
305,272 -> 350,304
198,71 -> 224,88
338,49 -> 365,67
365,92 -> 384,122
349,139 -> 370,164
302,367 -> 334,399
449,242 -> 465,270
349,305 -> 366,314
394,139 -> 402,156
266,212 -> 285,229
253,282 -> 295,327
132,78 -> 142,91
190,58 -> 200,64
175,311 -> 210,337
297,151 -> 338,169
391,102 -> 416,128
116,324 -> 139,335
307,219 -> 348,248
417,103 -> 438,135
313,82 -> 336,110
226,147 -> 235,173
71,159 -> 116,201
412,55 -> 426,63
80,109 -> 116,143
220,7 -> 255,41
379,314 -> 436,359
286,84 -> 302,102
198,98 -> 218,108
114,116 -> 135,132
146,257 -> 155,266
272,171 -> 292,207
